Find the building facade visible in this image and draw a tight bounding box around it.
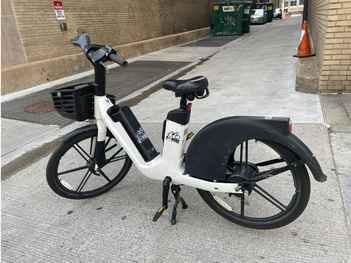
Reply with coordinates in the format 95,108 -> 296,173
306,0 -> 351,92
284,0 -> 304,14
2,0 -> 350,93
2,0 -> 211,94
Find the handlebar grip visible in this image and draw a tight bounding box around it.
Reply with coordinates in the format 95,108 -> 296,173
109,53 -> 128,66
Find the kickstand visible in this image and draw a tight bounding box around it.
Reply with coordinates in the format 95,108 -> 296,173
170,184 -> 188,225
152,176 -> 172,222
152,178 -> 188,225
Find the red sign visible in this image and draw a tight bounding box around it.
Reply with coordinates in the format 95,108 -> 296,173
53,0 -> 64,10
53,0 -> 65,20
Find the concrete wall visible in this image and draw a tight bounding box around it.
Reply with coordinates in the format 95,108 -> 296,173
308,0 -> 351,92
2,0 -> 210,93
1,0 -> 26,66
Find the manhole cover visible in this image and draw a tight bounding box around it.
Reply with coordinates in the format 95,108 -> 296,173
24,100 -> 55,113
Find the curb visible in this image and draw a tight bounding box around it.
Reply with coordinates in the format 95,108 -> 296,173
1,59 -> 207,179
1,122 -> 85,180
2,28 -> 259,178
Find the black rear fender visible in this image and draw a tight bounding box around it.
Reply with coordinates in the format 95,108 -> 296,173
282,133 -> 326,182
186,116 -> 327,183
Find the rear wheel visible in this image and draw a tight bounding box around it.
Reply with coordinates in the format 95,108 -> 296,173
47,125 -> 132,199
197,140 -> 310,229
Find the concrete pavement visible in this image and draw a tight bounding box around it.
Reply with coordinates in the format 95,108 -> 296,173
2,123 -> 351,263
2,17 -> 351,262
321,94 -> 351,233
1,34 -> 225,175
132,18 -> 323,124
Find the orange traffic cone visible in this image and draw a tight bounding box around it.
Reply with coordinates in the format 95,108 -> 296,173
296,20 -> 314,58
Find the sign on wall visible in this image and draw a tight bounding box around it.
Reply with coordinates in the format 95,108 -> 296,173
52,0 -> 67,31
53,0 -> 65,20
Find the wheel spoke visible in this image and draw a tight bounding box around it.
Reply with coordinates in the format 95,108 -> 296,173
253,184 -> 287,212
245,140 -> 248,166
76,170 -> 92,192
255,158 -> 284,167
105,143 -> 117,153
90,137 -> 96,156
251,165 -> 292,182
98,169 -> 112,182
105,137 -> 112,148
104,147 -> 123,164
73,143 -> 91,162
58,165 -> 90,176
240,194 -> 245,216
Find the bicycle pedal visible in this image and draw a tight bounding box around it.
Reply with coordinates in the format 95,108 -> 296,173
152,206 -> 167,222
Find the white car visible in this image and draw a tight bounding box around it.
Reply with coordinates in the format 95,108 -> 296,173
250,9 -> 267,24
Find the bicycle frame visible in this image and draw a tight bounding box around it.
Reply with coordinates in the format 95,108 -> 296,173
47,34 -> 327,229
94,95 -> 241,194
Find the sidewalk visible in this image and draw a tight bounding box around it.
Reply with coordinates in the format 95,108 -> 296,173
1,34 -> 243,173
2,17 -> 351,262
132,18 -> 323,123
320,94 -> 351,233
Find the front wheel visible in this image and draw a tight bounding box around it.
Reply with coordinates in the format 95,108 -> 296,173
197,140 -> 311,229
47,125 -> 132,199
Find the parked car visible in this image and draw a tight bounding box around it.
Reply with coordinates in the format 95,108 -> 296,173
274,8 -> 282,19
250,9 -> 267,24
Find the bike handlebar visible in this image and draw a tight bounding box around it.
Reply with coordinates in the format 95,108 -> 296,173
72,33 -> 90,50
109,53 -> 128,67
72,33 -> 128,67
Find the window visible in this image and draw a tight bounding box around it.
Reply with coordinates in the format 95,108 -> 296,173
290,0 -> 297,6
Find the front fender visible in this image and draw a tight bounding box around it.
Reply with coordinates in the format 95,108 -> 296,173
185,116 -> 327,183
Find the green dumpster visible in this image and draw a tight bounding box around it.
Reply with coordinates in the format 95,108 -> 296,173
265,3 -> 274,22
211,1 -> 245,36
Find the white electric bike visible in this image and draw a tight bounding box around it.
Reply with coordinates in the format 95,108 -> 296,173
47,33 -> 326,229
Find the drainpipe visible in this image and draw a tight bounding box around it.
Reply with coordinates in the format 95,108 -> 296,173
302,0 -> 308,24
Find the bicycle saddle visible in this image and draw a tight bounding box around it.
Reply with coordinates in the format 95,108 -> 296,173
163,76 -> 209,99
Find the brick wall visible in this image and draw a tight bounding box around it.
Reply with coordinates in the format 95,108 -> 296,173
309,0 -> 351,92
10,0 -> 209,63
2,0 -> 210,93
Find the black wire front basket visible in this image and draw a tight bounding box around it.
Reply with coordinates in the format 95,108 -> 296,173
51,83 -> 115,121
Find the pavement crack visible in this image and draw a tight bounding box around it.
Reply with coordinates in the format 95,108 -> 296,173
326,130 -> 351,241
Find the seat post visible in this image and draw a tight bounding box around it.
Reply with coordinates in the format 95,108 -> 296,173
94,62 -> 106,96
180,96 -> 187,110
